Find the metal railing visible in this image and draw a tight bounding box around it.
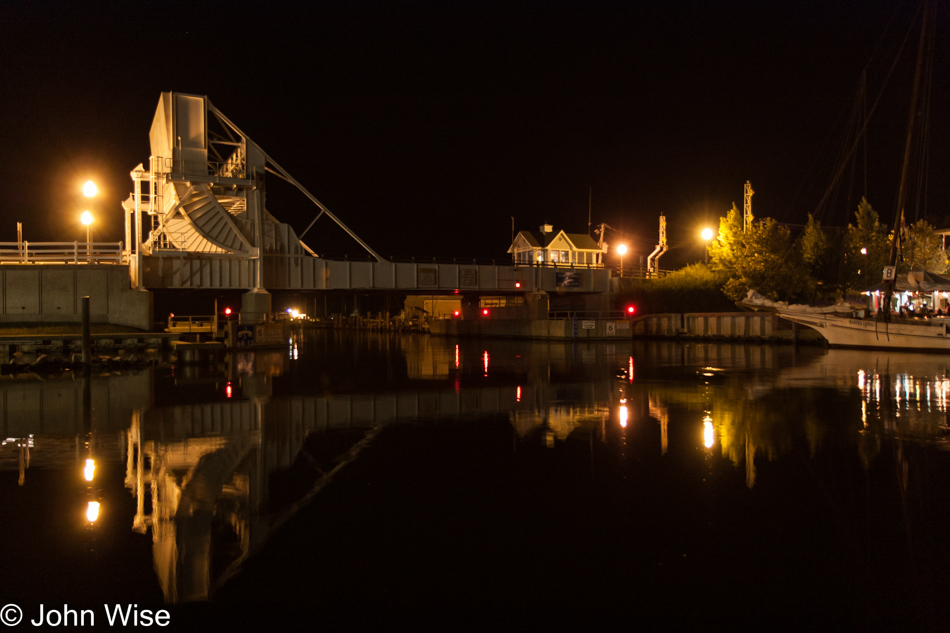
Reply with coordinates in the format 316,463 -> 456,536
166,315 -> 218,333
549,310 -> 630,320
0,242 -> 124,264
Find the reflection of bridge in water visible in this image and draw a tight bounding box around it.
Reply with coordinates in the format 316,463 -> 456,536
8,341 -> 944,603
0,350 -> 616,604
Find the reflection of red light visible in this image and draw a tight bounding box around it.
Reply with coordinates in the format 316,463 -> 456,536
629,356 -> 634,383
482,308 -> 490,316
454,289 -> 459,294
483,351 -> 489,375
516,385 -> 521,402
226,382 -> 233,398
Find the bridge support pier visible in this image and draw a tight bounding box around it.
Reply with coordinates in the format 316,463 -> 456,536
525,292 -> 549,320
242,289 -> 272,324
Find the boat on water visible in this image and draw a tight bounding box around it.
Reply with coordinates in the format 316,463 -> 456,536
742,0 -> 944,352
741,289 -> 950,351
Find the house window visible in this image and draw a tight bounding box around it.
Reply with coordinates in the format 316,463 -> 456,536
561,250 -> 569,263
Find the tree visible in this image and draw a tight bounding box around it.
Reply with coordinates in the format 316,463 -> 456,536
901,219 -> 948,273
707,203 -> 743,276
800,213 -> 827,269
843,197 -> 889,291
708,210 -> 807,302
799,213 -> 842,301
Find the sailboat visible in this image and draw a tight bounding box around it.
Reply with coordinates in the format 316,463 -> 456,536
742,1 -> 947,351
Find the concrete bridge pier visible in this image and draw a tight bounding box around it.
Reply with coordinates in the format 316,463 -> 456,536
525,292 -> 549,320
242,289 -> 272,324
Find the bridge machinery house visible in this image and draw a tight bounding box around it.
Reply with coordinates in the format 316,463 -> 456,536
508,225 -> 604,267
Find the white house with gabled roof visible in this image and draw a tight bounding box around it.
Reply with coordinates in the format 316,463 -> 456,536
508,224 -> 604,267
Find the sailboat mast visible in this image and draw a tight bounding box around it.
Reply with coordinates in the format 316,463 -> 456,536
884,0 -> 931,320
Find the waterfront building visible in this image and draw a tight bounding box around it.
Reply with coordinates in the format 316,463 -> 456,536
508,224 -> 604,267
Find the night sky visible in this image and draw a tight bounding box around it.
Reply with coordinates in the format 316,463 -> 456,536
1,0 -> 946,267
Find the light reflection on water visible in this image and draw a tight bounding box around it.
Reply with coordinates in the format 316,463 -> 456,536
2,335 -> 950,628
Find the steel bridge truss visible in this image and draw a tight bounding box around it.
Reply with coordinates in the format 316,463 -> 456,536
124,92 -> 383,290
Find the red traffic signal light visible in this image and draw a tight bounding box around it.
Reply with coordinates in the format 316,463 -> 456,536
453,310 -> 460,318
482,308 -> 490,317
626,305 -> 636,317
224,307 -> 232,316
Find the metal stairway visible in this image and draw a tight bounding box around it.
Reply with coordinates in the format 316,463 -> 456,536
170,182 -> 252,254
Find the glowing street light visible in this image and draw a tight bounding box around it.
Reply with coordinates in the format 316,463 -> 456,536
81,210 -> 94,258
701,227 -> 714,264
82,180 -> 98,198
616,244 -> 628,278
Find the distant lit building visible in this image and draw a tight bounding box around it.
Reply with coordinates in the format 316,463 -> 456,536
508,224 -> 604,267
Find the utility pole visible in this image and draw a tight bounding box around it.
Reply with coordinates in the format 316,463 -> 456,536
588,186 -> 592,236
743,181 -> 754,232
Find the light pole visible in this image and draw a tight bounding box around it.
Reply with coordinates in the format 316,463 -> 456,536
616,244 -> 628,278
81,211 -> 94,259
81,180 -> 97,261
701,227 -> 714,264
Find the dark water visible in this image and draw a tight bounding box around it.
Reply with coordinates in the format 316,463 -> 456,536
2,333 -> 950,631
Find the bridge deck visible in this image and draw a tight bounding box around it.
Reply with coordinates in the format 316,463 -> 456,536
140,254 -> 610,293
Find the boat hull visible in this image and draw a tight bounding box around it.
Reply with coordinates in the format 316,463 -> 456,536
777,311 -> 950,351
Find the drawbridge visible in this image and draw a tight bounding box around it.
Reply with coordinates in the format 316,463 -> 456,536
124,92 -> 608,321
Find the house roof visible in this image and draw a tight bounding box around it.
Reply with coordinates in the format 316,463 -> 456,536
564,233 -> 600,250
509,230 -> 601,251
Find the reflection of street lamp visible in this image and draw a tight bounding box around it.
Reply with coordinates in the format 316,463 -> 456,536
616,244 -> 628,277
701,227 -> 714,264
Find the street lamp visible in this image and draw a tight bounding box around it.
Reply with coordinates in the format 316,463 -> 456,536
81,181 -> 97,261
82,180 -> 98,198
701,227 -> 714,264
616,244 -> 628,278
81,211 -> 94,259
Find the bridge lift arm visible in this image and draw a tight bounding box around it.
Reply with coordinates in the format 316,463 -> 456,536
209,104 -> 386,263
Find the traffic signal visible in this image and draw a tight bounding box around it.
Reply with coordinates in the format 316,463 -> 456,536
625,305 -> 636,317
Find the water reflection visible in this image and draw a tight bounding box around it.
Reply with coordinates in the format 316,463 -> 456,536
3,336 -> 950,627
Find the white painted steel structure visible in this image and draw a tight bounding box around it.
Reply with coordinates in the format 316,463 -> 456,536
0,242 -> 124,264
124,92 -> 609,295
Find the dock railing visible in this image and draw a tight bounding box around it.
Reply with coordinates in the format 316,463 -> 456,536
0,241 -> 124,264
549,310 -> 629,320
167,315 -> 217,334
